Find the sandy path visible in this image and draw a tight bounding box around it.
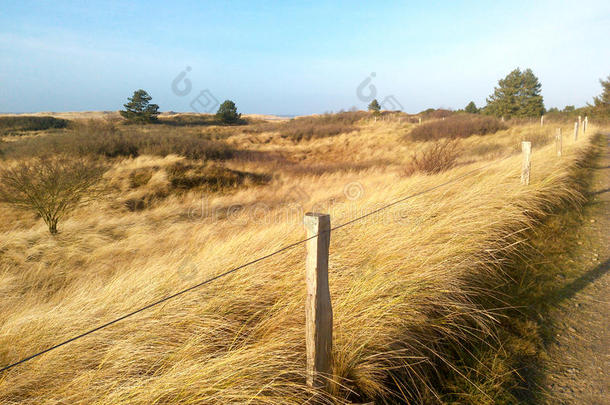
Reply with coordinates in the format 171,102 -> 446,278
544,134 -> 609,404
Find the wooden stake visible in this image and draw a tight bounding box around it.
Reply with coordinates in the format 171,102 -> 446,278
540,115 -> 544,126
521,141 -> 531,185
555,128 -> 562,157
584,116 -> 588,133
304,213 -> 332,390
418,117 -> 422,125
574,121 -> 579,141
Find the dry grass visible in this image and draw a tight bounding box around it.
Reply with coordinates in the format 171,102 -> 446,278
0,116 -> 603,403
403,139 -> 461,176
0,126 -> 235,161
244,111 -> 368,141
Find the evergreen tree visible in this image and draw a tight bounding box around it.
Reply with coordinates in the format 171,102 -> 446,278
368,99 -> 381,114
485,68 -> 545,118
591,75 -> 610,115
120,90 -> 160,123
464,101 -> 479,114
216,100 -> 242,124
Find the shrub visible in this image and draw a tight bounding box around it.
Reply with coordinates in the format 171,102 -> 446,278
418,108 -> 454,120
158,114 -> 217,126
403,139 -> 460,176
0,156 -> 106,234
407,114 -> 506,142
0,116 -> 69,135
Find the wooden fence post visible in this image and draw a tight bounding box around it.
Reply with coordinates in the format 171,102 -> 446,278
418,117 -> 422,125
540,115 -> 544,126
555,128 -> 562,157
574,121 -> 579,141
584,116 -> 588,133
304,213 -> 332,390
521,141 -> 531,185
578,115 -> 582,128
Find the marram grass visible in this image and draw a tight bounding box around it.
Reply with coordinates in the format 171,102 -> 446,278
0,121 -> 601,404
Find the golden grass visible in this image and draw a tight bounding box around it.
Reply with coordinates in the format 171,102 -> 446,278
0,119 -> 602,403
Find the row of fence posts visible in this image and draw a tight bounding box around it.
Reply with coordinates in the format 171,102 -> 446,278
522,117 -> 587,185
305,117 -> 590,393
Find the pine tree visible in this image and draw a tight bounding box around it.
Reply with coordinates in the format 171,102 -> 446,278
592,75 -> 610,114
216,100 -> 241,124
464,101 -> 479,114
120,90 -> 160,123
485,68 -> 545,118
368,99 -> 381,114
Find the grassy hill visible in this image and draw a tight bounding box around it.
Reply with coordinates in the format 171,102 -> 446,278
0,112 -> 602,403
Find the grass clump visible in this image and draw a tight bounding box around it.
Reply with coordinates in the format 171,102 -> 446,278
409,114 -> 507,141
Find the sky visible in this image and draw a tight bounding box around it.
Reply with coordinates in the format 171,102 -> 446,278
1,0 -> 609,115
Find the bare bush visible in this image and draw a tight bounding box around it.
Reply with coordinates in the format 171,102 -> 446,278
403,139 -> 461,176
0,156 -> 106,234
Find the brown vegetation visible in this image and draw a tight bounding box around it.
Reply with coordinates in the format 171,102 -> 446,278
244,111 -> 368,141
0,155 -> 105,233
403,139 -> 461,176
0,127 -> 235,161
408,114 -> 507,141
0,114 -> 603,404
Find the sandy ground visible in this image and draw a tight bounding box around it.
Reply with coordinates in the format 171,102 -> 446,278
544,134 -> 609,404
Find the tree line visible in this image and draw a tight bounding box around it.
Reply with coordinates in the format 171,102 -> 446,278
368,68 -> 610,119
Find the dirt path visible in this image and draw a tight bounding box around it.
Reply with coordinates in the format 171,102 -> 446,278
543,134 -> 609,404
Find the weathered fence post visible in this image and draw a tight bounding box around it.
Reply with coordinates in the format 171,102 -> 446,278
304,213 -> 332,390
578,115 -> 582,128
555,128 -> 562,157
521,141 -> 531,185
584,116 -> 588,133
540,115 -> 544,126
418,117 -> 422,125
574,121 -> 579,141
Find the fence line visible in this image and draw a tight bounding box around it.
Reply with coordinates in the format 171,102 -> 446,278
0,139 -> 569,374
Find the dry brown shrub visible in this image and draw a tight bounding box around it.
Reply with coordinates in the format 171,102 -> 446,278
403,139 -> 461,176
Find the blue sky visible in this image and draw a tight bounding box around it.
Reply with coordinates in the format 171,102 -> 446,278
1,0 -> 609,115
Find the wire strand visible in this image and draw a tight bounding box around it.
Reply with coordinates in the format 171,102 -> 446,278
0,153 -> 512,373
